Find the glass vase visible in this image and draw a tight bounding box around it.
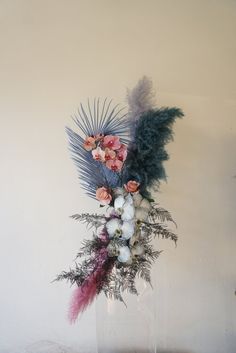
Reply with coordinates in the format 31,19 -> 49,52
96,278 -> 157,353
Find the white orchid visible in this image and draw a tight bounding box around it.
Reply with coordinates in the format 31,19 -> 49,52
124,193 -> 133,204
120,220 -> 135,240
118,246 -> 131,263
121,194 -> 135,221
113,193 -> 135,221
114,195 -> 125,214
106,218 -> 134,240
121,202 -> 135,221
106,218 -> 121,238
106,191 -> 152,264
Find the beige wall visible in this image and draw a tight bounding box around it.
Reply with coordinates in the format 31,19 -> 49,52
0,1 -> 235,352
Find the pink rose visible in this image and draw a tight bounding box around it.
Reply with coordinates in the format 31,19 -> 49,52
124,180 -> 140,193
83,136 -> 96,151
103,135 -> 121,150
117,144 -> 127,162
96,187 -> 112,205
106,159 -> 123,172
104,148 -> 116,161
92,147 -> 105,162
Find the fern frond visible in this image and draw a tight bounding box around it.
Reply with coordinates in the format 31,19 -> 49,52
76,240 -> 101,259
71,213 -> 106,229
149,204 -> 177,227
141,221 -> 178,244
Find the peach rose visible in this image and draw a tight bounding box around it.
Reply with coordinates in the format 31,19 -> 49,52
96,187 -> 112,205
103,135 -> 121,150
124,180 -> 140,193
106,159 -> 123,172
83,136 -> 96,151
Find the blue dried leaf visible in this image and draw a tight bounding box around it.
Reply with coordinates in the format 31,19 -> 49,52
66,99 -> 129,198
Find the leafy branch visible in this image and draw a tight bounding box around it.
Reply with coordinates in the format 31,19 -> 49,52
141,221 -> 178,244
71,213 -> 106,229
148,204 -> 177,227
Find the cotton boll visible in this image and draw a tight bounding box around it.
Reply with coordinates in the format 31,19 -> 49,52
132,192 -> 143,207
135,198 -> 151,221
129,227 -> 142,246
124,258 -> 133,265
129,234 -> 138,247
131,245 -> 145,257
121,221 -> 135,240
135,207 -> 149,221
106,218 -> 121,238
121,202 -> 135,221
140,198 -> 151,211
118,246 -> 131,263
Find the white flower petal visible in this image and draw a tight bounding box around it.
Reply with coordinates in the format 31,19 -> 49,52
106,218 -> 121,237
121,221 -> 135,240
114,195 -> 125,212
118,246 -> 131,263
125,193 -> 133,205
121,202 -> 135,221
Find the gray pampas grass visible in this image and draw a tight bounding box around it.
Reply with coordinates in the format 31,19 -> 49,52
127,76 -> 155,134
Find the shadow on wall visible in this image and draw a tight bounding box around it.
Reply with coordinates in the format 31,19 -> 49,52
25,341 -> 78,353
113,350 -> 193,353
24,341 -> 194,353
158,351 -> 193,353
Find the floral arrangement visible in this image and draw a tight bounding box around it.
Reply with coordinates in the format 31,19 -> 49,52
55,77 -> 183,323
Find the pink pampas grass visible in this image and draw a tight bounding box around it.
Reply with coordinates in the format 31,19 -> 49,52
68,248 -> 109,323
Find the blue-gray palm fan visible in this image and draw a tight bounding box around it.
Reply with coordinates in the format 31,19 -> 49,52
66,98 -> 130,198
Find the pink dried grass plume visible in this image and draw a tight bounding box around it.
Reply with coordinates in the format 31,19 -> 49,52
68,249 -> 109,323
68,275 -> 97,323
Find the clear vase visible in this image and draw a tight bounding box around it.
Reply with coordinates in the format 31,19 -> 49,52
96,278 -> 157,353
